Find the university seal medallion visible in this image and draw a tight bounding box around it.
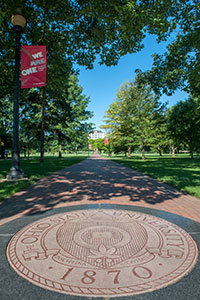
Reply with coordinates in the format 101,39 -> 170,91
7,209 -> 198,297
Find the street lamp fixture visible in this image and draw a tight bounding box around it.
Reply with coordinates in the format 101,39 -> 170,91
7,10 -> 26,180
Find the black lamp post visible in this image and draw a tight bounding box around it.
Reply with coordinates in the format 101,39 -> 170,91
7,10 -> 26,180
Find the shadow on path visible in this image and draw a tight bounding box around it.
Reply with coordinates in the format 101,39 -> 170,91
0,153 -> 186,224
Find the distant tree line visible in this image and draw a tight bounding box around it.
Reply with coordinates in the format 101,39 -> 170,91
89,138 -> 108,154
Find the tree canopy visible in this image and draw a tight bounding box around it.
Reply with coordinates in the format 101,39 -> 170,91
135,1 -> 200,97
1,0 -> 200,160
2,1 -> 197,68
1,1 -> 199,99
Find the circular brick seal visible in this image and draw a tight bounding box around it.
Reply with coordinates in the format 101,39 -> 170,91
7,209 -> 198,297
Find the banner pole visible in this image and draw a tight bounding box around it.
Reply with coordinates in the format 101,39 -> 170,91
7,27 -> 24,179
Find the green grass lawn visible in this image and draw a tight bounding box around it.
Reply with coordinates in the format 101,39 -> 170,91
1,152 -> 200,203
0,152 -> 88,202
109,153 -> 200,199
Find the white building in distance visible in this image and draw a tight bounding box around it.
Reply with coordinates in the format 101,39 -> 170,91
89,130 -> 106,140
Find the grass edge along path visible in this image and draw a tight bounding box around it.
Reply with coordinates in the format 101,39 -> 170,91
0,153 -> 88,203
108,153 -> 200,199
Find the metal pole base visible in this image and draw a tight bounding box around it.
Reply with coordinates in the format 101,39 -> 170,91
7,167 -> 24,180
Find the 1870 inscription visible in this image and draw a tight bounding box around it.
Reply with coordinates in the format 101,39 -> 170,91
7,209 -> 198,297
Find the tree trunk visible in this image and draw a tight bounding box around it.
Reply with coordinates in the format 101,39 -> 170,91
40,88 -> 45,163
0,146 -> 5,159
58,143 -> 62,158
157,146 -> 162,156
142,143 -> 145,160
128,145 -> 131,157
171,145 -> 176,157
0,140 -> 5,159
190,150 -> 194,159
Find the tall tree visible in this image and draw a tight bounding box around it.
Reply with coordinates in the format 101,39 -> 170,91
126,81 -> 165,160
49,74 -> 93,158
167,97 -> 200,158
102,90 -> 135,157
20,89 -> 43,156
19,74 -> 94,158
102,79 -> 165,159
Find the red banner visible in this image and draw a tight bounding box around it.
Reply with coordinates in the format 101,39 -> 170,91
21,46 -> 46,88
104,138 -> 109,144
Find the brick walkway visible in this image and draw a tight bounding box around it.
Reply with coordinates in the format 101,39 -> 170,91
0,152 -> 199,226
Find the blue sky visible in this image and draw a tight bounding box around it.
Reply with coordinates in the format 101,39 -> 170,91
77,35 -> 188,130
